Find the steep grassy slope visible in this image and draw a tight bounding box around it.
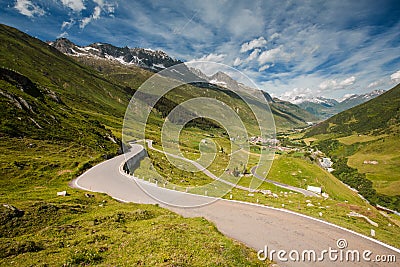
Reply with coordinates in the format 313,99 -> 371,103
0,24 -> 269,265
0,25 -> 131,119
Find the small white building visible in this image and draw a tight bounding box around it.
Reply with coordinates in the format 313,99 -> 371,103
307,185 -> 322,194
320,157 -> 333,168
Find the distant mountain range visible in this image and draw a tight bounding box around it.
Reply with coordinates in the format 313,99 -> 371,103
289,90 -> 385,119
306,85 -> 399,136
49,37 -> 317,130
49,38 -> 386,122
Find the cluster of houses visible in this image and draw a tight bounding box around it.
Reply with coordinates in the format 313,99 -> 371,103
249,136 -> 280,145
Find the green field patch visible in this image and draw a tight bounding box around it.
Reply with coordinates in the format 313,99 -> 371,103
347,135 -> 400,196
266,155 -> 364,204
337,134 -> 386,145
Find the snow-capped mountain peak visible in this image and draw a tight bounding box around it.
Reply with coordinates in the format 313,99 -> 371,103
340,89 -> 385,103
290,95 -> 338,106
49,38 -> 181,71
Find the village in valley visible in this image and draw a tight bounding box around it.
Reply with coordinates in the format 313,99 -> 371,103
246,134 -> 336,194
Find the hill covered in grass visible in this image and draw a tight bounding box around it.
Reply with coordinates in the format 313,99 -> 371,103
52,37 -> 317,131
304,83 -> 400,211
0,23 -> 270,265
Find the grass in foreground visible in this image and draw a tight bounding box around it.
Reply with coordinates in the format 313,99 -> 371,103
1,196 -> 266,266
0,137 -> 270,266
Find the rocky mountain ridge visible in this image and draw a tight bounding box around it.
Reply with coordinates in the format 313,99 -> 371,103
49,38 -> 181,71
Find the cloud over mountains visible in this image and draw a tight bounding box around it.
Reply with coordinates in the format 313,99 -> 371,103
5,0 -> 400,100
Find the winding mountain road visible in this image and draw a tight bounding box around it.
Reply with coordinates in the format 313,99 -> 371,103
72,143 -> 400,266
146,139 -> 260,193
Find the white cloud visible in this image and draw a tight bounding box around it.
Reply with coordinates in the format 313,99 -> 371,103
93,0 -> 116,13
240,37 -> 267,53
228,8 -> 264,37
391,70 -> 400,83
247,49 -> 260,61
232,49 -> 260,67
270,32 -> 280,41
319,76 -> 356,91
80,17 -> 92,29
233,57 -> 242,66
339,76 -> 356,86
257,46 -> 293,65
258,47 -> 280,64
195,53 -> 226,63
79,1 -> 116,29
367,81 -> 380,88
280,87 -> 313,102
93,6 -> 101,19
258,65 -> 270,72
57,31 -> 68,38
93,0 -> 104,5
60,0 -> 85,12
61,19 -> 74,30
14,0 -> 45,17
80,6 -> 102,28
319,80 -> 338,90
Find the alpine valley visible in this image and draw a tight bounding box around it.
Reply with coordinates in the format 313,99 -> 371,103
1,22 -> 399,267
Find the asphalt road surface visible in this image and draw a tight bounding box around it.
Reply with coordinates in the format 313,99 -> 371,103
72,143 -> 400,267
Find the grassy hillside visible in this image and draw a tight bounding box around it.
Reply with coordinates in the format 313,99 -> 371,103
73,56 -> 316,131
0,24 -> 269,265
306,83 -> 400,137
71,36 -> 400,246
304,84 -> 400,211
346,135 -> 400,196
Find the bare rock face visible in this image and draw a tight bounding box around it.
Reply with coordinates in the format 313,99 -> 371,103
48,38 -> 76,54
0,67 -> 43,98
2,204 -> 25,218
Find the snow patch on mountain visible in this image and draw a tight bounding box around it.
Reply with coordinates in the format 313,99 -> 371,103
50,38 -> 181,70
289,95 -> 338,106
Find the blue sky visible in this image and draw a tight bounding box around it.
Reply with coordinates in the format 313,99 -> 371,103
1,0 -> 400,101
